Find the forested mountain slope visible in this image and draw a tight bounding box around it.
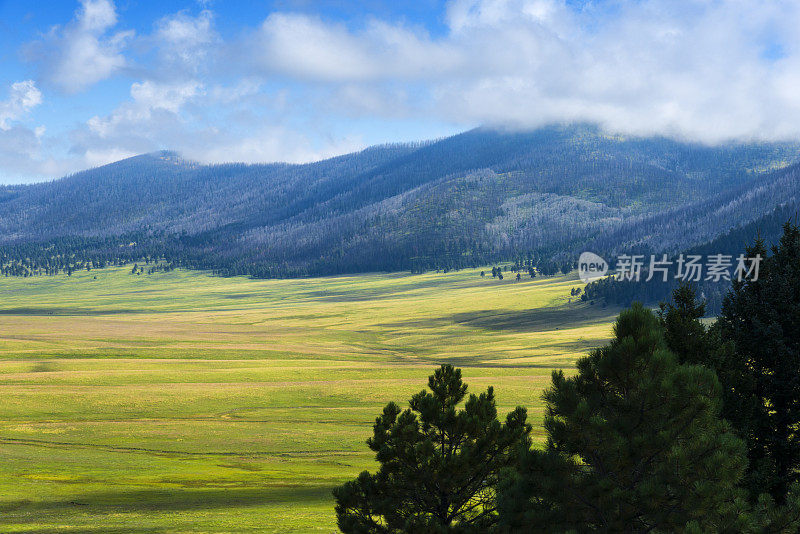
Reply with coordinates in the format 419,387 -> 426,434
1,124 -> 798,277
584,161 -> 800,257
581,162 -> 800,313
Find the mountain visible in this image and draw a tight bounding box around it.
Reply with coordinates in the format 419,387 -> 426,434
1,123 -> 799,278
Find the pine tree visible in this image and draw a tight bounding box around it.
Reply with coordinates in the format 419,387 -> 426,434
333,365 -> 530,533
499,304 -> 749,532
657,283 -> 710,366
655,277 -> 800,528
715,221 -> 800,502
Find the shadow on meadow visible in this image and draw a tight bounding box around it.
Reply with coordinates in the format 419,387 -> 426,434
0,307 -> 145,316
378,305 -> 616,334
0,528 -> 165,534
449,306 -> 613,332
0,485 -> 333,529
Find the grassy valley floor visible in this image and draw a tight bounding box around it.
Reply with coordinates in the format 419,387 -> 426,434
0,267 -> 616,532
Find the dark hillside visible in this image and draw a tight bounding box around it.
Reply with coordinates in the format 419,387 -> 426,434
1,124 -> 798,278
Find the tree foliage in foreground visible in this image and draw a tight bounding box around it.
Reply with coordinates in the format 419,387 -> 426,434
499,304 -> 750,532
713,221 -> 800,502
333,365 -> 531,533
657,283 -> 711,367
655,274 -> 800,529
334,222 -> 800,532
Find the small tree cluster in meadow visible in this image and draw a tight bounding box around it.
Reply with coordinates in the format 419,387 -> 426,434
335,222 -> 800,533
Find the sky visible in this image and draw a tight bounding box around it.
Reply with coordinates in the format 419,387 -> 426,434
2,0 -> 800,184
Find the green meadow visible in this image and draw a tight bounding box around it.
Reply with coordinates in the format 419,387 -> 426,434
0,267 -> 616,533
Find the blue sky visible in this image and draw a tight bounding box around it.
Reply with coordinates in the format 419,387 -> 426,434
1,0 -> 800,183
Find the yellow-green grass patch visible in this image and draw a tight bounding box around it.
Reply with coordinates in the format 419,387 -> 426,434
0,266 -> 615,532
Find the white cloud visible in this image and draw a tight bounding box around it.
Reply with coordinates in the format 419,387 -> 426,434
13,0 -> 800,184
208,79 -> 263,104
183,127 -> 365,165
0,122 -> 74,184
72,77 -> 361,169
130,79 -> 202,113
86,79 -> 203,138
49,78 -> 204,179
153,9 -> 217,73
0,80 -> 43,130
0,81 -> 76,183
251,13 -> 461,82
79,0 -> 117,31
69,76 -> 363,171
83,147 -> 137,167
0,126 -> 45,176
28,0 -> 132,93
247,0 -> 800,143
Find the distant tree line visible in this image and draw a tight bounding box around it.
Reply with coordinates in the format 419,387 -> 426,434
0,233 -> 172,277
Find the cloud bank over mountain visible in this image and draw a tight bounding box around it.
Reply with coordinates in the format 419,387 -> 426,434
3,0 -> 800,182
